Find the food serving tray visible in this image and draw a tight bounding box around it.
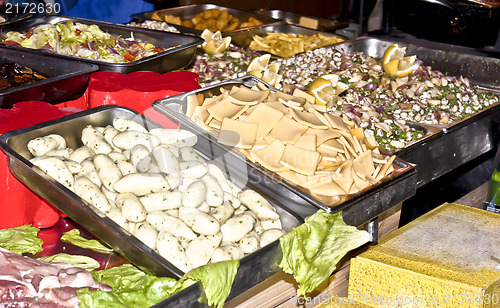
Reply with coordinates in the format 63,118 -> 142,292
333,37 -> 500,187
131,3 -> 281,36
0,105 -> 303,280
153,75 -> 417,224
251,8 -> 348,33
0,45 -> 98,108
0,16 -> 203,73
0,4 -> 34,25
227,23 -> 346,57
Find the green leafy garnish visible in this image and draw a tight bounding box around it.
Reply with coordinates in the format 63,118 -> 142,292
0,224 -> 43,255
61,229 -> 113,253
39,253 -> 100,271
78,260 -> 239,308
77,264 -> 179,308
279,210 -> 370,297
177,260 -> 239,308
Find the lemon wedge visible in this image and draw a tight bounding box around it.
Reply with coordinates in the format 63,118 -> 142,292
247,54 -> 283,86
382,44 -> 419,78
247,53 -> 272,72
308,74 -> 348,105
201,29 -> 231,54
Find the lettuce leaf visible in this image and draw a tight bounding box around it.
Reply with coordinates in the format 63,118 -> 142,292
77,260 -> 239,308
39,253 -> 100,271
176,260 -> 239,308
61,229 -> 113,253
0,224 -> 43,255
279,210 -> 370,297
77,264 -> 179,308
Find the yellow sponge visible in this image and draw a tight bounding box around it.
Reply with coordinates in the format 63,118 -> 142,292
348,203 -> 500,307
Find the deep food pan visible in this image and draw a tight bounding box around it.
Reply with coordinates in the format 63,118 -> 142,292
227,23 -> 346,57
153,75 -> 417,224
0,16 -> 203,73
0,45 -> 98,108
332,37 -> 500,187
131,3 -> 281,36
251,8 -> 348,32
0,4 -> 34,25
0,105 -> 303,279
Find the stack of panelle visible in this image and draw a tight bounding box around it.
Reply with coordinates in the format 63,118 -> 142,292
185,82 -> 396,205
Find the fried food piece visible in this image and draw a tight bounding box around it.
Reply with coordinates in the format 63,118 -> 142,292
163,14 -> 181,25
240,21 -> 254,28
223,20 -> 239,32
248,17 -> 263,26
191,14 -> 204,25
181,20 -> 194,28
203,8 -> 220,19
216,18 -> 229,30
151,12 -> 162,21
158,9 -> 262,32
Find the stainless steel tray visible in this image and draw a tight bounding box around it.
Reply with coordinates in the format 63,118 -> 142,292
251,8 -> 348,33
0,16 -> 203,73
227,23 -> 346,57
131,4 -> 281,36
153,75 -> 417,224
0,45 -> 98,108
0,105 -> 303,279
333,37 -> 500,187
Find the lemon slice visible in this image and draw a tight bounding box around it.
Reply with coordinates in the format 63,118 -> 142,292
308,74 -> 348,105
201,29 -> 231,54
247,53 -> 272,72
247,54 -> 282,86
262,70 -> 283,86
382,44 -> 419,78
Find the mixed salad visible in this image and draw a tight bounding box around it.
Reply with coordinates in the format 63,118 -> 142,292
1,21 -> 168,63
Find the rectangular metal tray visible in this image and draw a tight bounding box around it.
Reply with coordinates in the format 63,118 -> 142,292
0,45 -> 98,108
153,75 -> 417,224
0,16 -> 204,73
251,8 -> 348,33
333,37 -> 500,187
0,105 -> 303,279
131,4 -> 281,36
227,23 -> 346,58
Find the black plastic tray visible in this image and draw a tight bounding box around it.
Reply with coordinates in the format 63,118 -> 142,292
0,4 -> 34,26
0,45 -> 97,108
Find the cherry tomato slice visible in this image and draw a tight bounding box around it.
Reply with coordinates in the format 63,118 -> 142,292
2,40 -> 21,47
123,52 -> 135,62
